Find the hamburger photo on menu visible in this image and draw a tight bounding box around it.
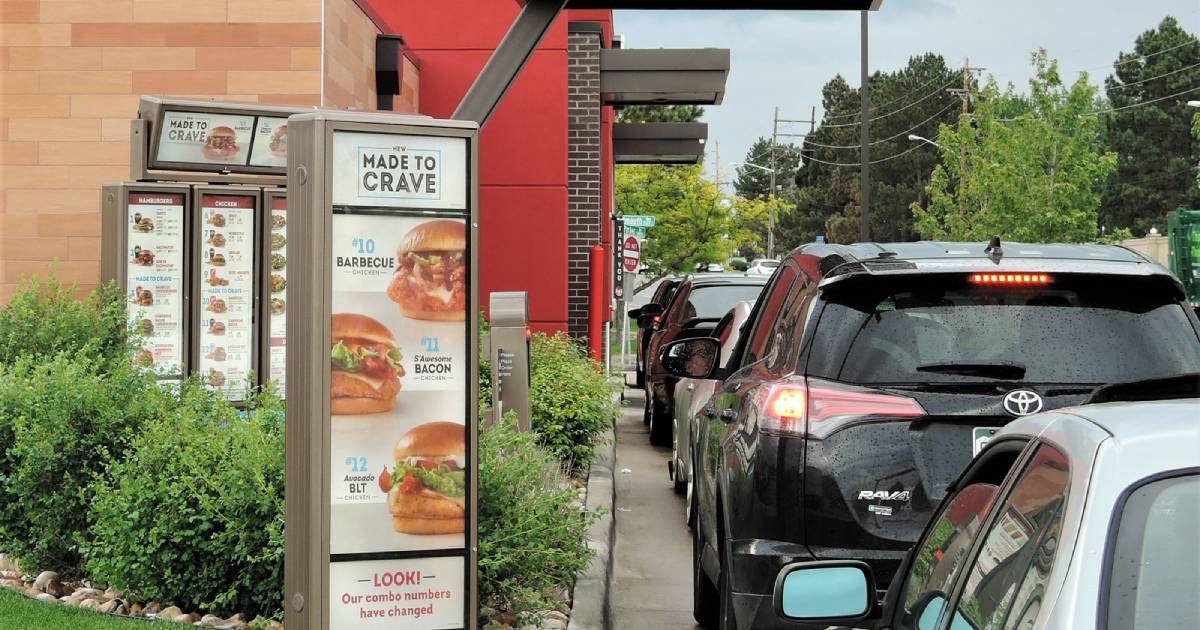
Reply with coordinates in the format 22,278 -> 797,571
330,313 -> 405,415
201,126 -> 240,162
379,422 -> 466,535
387,220 -> 466,321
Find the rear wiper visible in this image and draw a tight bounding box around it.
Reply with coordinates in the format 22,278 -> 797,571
916,361 -> 1027,380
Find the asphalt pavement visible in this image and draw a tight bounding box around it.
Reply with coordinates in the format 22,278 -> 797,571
609,384 -> 702,630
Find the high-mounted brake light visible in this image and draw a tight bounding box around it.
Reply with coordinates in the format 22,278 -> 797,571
761,379 -> 925,437
970,273 -> 1052,285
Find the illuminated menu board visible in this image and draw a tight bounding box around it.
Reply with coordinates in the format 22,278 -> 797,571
197,193 -> 257,401
125,192 -> 186,378
157,111 -> 255,167
266,194 -> 287,394
251,117 -> 289,168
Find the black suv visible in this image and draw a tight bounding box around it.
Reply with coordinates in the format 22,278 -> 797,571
662,240 -> 1200,629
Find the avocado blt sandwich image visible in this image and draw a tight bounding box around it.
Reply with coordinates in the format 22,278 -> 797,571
379,422 -> 466,535
330,313 -> 405,415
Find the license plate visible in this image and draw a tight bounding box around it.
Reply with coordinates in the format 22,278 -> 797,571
973,427 -> 999,455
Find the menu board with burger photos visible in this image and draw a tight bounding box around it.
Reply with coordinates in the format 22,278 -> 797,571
153,111 -> 292,171
266,194 -> 287,394
196,194 -> 256,402
326,130 -> 470,630
125,192 -> 186,378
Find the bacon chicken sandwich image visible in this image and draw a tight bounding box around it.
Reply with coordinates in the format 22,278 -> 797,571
387,220 -> 466,321
330,313 -> 405,415
201,126 -> 240,161
379,422 -> 466,535
269,124 -> 288,158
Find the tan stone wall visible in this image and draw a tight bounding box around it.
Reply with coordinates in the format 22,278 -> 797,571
0,0 -> 322,301
323,0 -> 375,110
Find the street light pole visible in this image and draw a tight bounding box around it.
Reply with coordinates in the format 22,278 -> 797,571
859,10 -> 871,243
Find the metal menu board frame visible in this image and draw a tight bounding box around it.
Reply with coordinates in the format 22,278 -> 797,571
101,182 -> 192,381
262,188 -> 289,397
284,111 -> 479,630
135,96 -> 313,182
191,185 -> 261,404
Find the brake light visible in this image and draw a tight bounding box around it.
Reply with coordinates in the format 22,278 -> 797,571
761,379 -> 925,437
969,273 -> 1052,285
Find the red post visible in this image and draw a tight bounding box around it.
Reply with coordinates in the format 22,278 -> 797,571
588,245 -> 605,362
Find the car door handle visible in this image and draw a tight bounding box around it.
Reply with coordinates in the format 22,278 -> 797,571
687,383 -> 695,391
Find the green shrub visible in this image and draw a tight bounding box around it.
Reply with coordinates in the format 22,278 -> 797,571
83,383 -> 285,618
478,415 -> 597,614
0,353 -> 166,576
528,333 -> 614,474
0,275 -> 129,365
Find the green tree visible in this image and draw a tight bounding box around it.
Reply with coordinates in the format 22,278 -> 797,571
913,51 -> 1118,243
727,195 -> 789,258
616,164 -> 731,275
1100,17 -> 1200,235
617,104 -> 704,123
734,137 -> 802,200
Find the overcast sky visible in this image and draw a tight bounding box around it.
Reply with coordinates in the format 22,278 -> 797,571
614,0 -> 1200,185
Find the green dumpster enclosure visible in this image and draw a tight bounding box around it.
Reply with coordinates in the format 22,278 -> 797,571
1168,208 -> 1200,305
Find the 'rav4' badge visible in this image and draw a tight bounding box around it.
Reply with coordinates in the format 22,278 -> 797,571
857,490 -> 911,502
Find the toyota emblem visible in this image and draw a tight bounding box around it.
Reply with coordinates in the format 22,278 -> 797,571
1003,390 -> 1044,416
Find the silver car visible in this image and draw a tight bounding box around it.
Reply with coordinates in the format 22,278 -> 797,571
769,397 -> 1200,630
669,301 -> 754,520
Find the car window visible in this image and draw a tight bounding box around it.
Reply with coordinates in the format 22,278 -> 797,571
807,275 -> 1200,385
676,284 -> 765,322
896,483 -> 1001,630
1106,473 -> 1200,630
952,444 -> 1070,630
742,266 -> 798,367
764,276 -> 815,375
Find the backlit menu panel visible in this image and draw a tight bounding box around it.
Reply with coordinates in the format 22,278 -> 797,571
126,192 -> 186,378
197,193 -> 256,401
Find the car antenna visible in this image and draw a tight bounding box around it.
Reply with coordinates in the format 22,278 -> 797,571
985,236 -> 1003,261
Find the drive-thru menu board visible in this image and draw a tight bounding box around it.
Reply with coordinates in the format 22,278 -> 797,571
158,111 -> 255,167
126,192 -> 186,377
197,193 -> 256,401
251,117 -> 290,168
266,194 -> 287,393
326,130 -> 470,629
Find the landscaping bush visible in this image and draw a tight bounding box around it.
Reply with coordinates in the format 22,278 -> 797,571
83,383 -> 285,618
0,353 -> 166,576
0,275 -> 129,365
477,415 -> 597,614
528,333 -> 615,474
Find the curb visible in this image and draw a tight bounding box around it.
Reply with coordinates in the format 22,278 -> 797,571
567,397 -> 618,630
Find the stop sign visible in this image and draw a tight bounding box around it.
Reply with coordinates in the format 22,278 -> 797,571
622,236 -> 640,272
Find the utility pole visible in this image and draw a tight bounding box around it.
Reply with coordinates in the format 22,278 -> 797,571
769,107 -> 778,258
859,9 -> 870,243
713,140 -> 722,190
946,57 -> 986,192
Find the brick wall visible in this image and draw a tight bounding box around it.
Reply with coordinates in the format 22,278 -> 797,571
0,0 -> 418,303
566,29 -> 602,339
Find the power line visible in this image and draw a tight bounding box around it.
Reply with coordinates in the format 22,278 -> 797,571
802,101 -> 959,150
802,135 -> 942,167
1106,60 -> 1200,92
1069,39 -> 1200,75
820,78 -> 960,128
824,74 -> 957,121
1086,84 -> 1200,115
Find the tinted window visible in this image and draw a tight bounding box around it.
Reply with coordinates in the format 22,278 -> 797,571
1107,474 -> 1200,630
677,284 -> 765,321
953,445 -> 1070,630
808,276 -> 1200,385
764,277 -> 815,375
897,483 -> 1000,630
743,266 -> 798,366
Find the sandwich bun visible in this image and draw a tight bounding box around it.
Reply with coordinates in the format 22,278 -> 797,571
393,421 -> 464,459
332,312 -> 395,345
398,220 -> 466,254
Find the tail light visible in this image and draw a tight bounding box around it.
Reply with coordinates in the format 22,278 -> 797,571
969,273 -> 1052,285
761,378 -> 925,438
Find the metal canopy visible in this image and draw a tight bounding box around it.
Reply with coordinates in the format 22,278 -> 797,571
613,122 -> 707,164
565,0 -> 881,7
601,48 -> 729,105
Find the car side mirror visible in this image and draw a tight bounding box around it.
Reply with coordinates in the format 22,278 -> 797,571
640,303 -> 664,317
658,338 -> 720,379
627,308 -> 643,320
772,561 -> 875,625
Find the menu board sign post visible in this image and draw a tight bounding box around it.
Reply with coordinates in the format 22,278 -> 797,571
284,112 -> 479,630
101,183 -> 191,381
192,187 -> 260,403
262,189 -> 288,397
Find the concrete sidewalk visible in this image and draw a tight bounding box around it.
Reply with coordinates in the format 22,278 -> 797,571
609,386 -> 701,630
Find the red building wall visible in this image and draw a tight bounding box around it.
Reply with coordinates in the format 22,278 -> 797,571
365,1 -> 613,335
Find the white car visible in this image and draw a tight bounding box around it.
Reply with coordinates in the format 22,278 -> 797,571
770,392 -> 1200,630
668,300 -> 754,524
746,258 -> 779,275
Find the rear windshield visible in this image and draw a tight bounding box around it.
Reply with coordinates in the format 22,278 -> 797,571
678,284 -> 764,320
807,275 -> 1200,385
